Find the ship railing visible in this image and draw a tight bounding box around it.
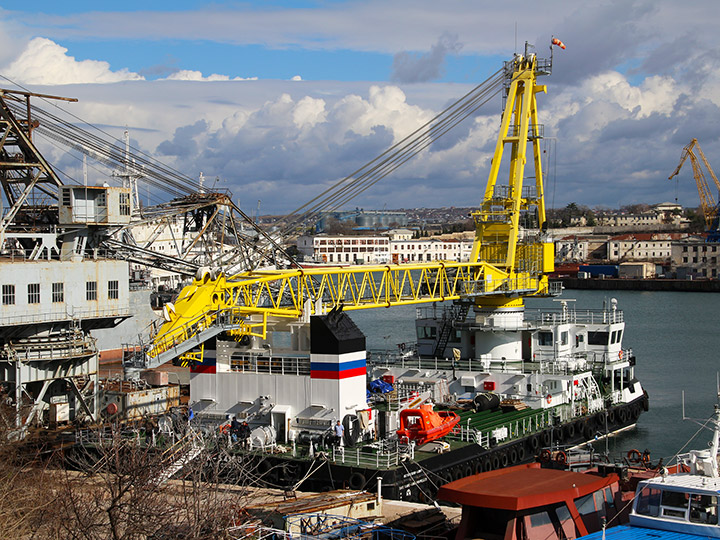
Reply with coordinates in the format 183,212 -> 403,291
415,304 -> 470,321
331,442 -> 410,468
0,305 -> 131,327
459,275 -> 542,298
368,353 -> 527,373
527,307 -> 624,325
230,354 -> 311,376
447,409 -> 553,447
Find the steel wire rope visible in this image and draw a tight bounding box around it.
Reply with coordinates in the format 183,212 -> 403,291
278,73 -> 505,234
0,73 -> 202,194
224,72 -> 504,273
32,128 -> 187,207
317,80 -> 504,218
8,98 -> 294,268
275,69 -> 506,235
8,101 -> 192,200
302,75 -> 505,223
278,64 -> 531,234
22,105 -> 194,198
6,107 -> 193,207
33,125 -> 187,200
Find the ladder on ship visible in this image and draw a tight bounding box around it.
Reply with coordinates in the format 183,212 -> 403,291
433,303 -> 470,358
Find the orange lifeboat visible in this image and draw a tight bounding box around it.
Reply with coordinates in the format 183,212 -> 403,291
396,403 -> 461,445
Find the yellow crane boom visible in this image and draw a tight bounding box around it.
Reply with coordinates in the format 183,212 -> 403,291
148,48 -> 557,365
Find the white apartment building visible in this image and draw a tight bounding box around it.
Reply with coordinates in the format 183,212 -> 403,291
607,233 -> 687,261
391,238 -> 473,263
297,234 -> 473,265
297,235 -> 391,264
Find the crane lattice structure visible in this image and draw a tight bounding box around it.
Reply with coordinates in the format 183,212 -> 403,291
669,138 -> 720,241
146,45 -> 559,368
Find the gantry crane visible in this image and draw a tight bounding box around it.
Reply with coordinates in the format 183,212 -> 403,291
669,138 -> 720,241
144,44 -> 559,369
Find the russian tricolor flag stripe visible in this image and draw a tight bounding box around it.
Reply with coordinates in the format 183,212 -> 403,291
310,359 -> 366,372
311,366 -> 367,380
310,352 -> 366,379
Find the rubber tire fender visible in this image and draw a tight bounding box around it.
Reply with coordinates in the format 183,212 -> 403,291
348,472 -> 366,490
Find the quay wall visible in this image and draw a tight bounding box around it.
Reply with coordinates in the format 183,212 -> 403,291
559,278 -> 720,292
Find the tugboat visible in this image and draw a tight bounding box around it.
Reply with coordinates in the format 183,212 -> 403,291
580,401 -> 720,539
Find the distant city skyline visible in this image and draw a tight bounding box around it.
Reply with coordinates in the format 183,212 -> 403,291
1,1 -> 718,214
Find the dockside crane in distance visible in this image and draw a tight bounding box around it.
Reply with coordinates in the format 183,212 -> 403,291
669,138 -> 720,241
140,41 -> 563,372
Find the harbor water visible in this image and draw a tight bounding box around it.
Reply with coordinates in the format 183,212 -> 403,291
350,290 -> 720,464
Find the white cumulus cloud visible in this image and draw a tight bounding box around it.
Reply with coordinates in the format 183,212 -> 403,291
3,37 -> 144,84
163,69 -> 258,81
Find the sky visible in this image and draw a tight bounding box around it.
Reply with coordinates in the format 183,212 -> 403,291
1,1 -> 719,215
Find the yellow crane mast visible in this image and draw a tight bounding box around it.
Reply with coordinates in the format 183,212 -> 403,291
668,138 -> 720,233
146,47 -> 558,367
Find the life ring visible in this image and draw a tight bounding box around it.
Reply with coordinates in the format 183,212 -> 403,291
627,449 -> 643,464
219,423 -> 230,435
618,350 -> 624,360
546,394 -> 552,404
555,451 -> 568,465
540,449 -> 552,462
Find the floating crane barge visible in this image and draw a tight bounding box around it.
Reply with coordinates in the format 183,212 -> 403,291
135,44 -> 648,502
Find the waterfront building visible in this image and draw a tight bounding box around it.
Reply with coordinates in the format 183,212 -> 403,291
607,233 -> 687,262
671,235 -> 720,279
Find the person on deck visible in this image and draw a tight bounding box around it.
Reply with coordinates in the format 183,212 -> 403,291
334,420 -> 344,446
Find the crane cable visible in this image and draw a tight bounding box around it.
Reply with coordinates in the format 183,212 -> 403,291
275,67 -> 507,236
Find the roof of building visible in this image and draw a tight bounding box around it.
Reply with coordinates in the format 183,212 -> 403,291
610,233 -> 688,242
437,463 -> 617,511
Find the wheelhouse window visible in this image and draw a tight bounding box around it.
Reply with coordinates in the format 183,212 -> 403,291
538,331 -> 553,346
52,282 -> 64,303
588,331 -> 609,346
661,490 -> 689,519
2,284 -> 15,305
27,283 -> 40,304
86,281 -> 97,301
417,326 -> 437,339
689,494 -> 718,524
635,486 -> 661,517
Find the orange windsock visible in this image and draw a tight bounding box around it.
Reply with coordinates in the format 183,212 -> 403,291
551,37 -> 566,50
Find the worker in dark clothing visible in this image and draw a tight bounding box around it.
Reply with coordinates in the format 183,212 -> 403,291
239,421 -> 251,448
230,416 -> 241,443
